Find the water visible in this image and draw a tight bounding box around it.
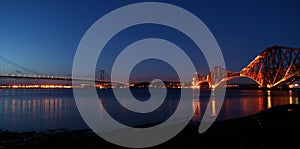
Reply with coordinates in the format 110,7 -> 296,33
0,89 -> 86,131
0,88 -> 299,132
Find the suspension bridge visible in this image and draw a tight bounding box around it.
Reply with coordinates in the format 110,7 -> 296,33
192,45 -> 300,89
0,55 -> 112,89
0,56 -> 132,88
0,56 -> 95,82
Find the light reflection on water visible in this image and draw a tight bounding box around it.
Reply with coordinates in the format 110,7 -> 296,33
0,89 -> 86,131
0,88 -> 299,132
192,89 -> 300,121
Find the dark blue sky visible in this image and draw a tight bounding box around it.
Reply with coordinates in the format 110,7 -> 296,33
1,0 -> 300,82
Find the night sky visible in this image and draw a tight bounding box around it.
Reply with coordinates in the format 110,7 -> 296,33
1,0 -> 300,82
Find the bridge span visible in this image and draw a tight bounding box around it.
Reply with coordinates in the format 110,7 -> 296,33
192,46 -> 300,89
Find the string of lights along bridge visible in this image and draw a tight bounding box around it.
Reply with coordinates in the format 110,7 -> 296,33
0,46 -> 299,89
0,56 -> 108,89
0,56 -> 94,81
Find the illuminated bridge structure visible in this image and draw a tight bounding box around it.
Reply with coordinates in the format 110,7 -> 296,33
193,46 -> 300,89
0,56 -> 95,82
0,56 -> 123,87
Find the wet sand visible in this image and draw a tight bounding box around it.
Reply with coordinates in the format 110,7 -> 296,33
1,104 -> 300,149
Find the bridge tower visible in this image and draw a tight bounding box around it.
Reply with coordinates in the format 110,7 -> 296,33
192,72 -> 202,88
100,69 -> 105,81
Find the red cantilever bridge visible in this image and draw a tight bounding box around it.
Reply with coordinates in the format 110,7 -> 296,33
192,46 -> 300,89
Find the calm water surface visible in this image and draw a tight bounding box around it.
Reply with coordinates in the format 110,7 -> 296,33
0,88 -> 299,132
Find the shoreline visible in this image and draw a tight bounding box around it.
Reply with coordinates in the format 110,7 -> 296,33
1,104 -> 300,148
